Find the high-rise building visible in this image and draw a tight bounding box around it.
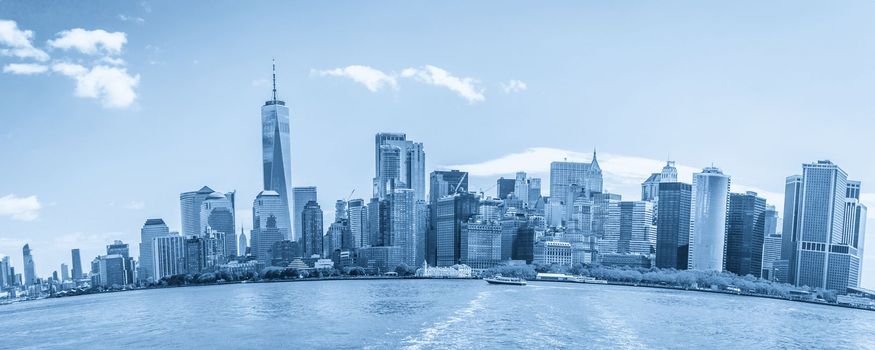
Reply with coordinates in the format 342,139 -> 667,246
793,160 -> 857,290
138,218 -> 170,282
152,233 -> 185,280
238,228 -> 248,257
655,182 -> 692,270
436,192 -> 479,266
0,255 -> 10,288
373,132 -> 426,201
184,236 -> 207,274
779,175 -> 803,283
22,244 -> 35,285
460,218 -> 503,269
602,201 -> 655,255
253,190 -> 291,240
641,161 -> 678,202
97,255 -> 129,287
549,151 -> 603,202
427,170 -> 468,265
261,63 -> 294,246
292,187 -> 317,241
761,205 -> 782,279
71,248 -> 83,280
60,263 -> 69,282
252,214 -> 285,266
301,200 -> 324,257
496,177 -> 515,200
200,190 -> 236,257
348,199 -> 368,248
180,186 -> 215,237
844,181 -> 867,288
388,189 -> 417,266
689,167 -> 730,271
107,240 -> 135,284
724,191 -> 767,277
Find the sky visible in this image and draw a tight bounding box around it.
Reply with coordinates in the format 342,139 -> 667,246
1,1 -> 875,288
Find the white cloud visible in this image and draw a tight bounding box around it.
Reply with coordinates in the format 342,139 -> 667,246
52,63 -> 140,108
117,14 -> 146,24
0,19 -> 49,61
96,56 -> 125,66
401,65 -> 485,103
314,65 -> 398,92
445,147 -> 784,210
3,63 -> 48,75
123,201 -> 145,210
0,194 -> 42,221
501,79 -> 527,93
48,28 -> 127,55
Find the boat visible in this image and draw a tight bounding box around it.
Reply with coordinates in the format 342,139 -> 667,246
484,275 -> 527,286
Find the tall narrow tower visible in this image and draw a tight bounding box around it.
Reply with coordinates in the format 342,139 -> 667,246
261,60 -> 294,240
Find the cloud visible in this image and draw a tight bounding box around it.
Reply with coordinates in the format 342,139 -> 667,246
48,28 -> 127,55
52,63 -> 140,108
0,194 -> 42,221
445,147 -> 784,210
96,56 -> 125,66
123,201 -> 145,210
0,19 -> 49,61
401,65 -> 485,103
313,65 -> 398,92
3,63 -> 48,75
501,79 -> 527,93
117,14 -> 146,24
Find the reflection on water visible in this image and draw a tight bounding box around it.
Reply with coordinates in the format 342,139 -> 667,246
1,280 -> 874,349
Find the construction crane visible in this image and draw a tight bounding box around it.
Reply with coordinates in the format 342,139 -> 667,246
344,189 -> 356,201
454,173 -> 468,194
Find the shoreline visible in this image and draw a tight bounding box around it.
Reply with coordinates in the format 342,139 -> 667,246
3,276 -> 872,312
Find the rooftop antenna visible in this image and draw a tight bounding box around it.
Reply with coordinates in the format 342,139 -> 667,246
272,58 -> 277,102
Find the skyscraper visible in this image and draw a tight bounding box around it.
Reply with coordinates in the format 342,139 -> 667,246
549,151 -> 603,202
348,199 -> 368,248
0,255 -> 10,288
427,170 -> 468,264
761,205 -> 782,279
97,255 -> 129,287
200,190 -> 236,257
301,200 -> 324,257
179,186 -> 215,237
107,240 -> 135,284
794,160 -> 852,290
262,62 -> 294,245
71,248 -> 83,280
496,177 -> 515,200
22,244 -> 35,285
724,191 -> 767,278
641,160 -> 678,202
689,167 -> 730,271
238,228 -> 248,257
435,192 -> 479,266
138,218 -> 170,282
460,218 -> 503,269
844,180 -> 867,288
388,189 -> 417,266
602,201 -> 655,255
253,190 -> 291,239
655,182 -> 692,270
153,233 -> 185,280
779,175 -> 803,283
373,132 -> 426,201
292,186 -> 317,241
61,263 -> 69,282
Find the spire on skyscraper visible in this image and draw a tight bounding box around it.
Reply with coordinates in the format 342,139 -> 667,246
272,58 -> 277,102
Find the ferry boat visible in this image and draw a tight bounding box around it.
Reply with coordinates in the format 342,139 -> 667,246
484,275 -> 527,286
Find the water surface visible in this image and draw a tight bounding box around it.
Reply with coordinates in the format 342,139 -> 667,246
2,280 -> 873,349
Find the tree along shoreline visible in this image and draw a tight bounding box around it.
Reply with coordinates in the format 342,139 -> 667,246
9,264 -> 872,312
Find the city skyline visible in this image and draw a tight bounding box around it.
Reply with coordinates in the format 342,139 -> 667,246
2,1 -> 875,289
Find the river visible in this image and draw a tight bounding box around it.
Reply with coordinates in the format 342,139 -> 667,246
1,280 -> 873,349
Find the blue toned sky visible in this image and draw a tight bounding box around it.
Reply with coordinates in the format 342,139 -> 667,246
2,1 -> 875,287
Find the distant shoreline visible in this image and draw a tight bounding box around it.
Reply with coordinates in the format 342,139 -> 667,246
3,276 -> 872,312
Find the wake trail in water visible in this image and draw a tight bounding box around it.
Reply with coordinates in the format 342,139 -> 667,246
401,290 -> 491,350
